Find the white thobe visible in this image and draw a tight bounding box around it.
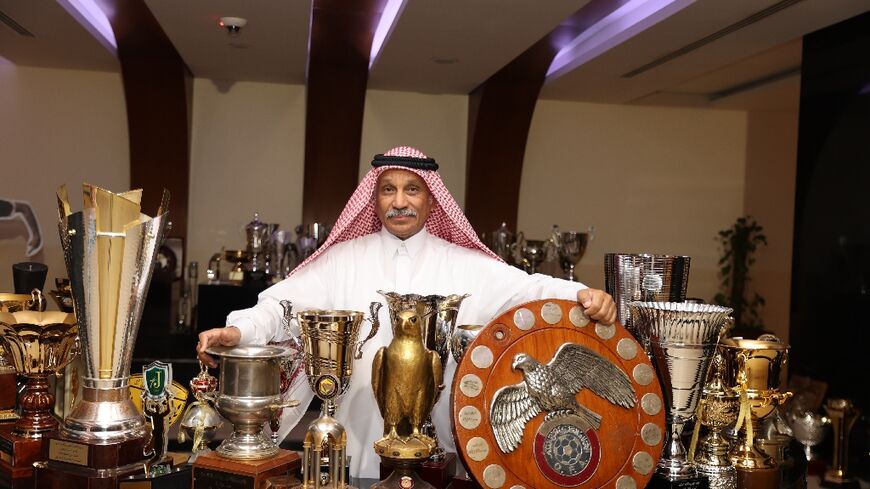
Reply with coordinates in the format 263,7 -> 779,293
227,227 -> 586,479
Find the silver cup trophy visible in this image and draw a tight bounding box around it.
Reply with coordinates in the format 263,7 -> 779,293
378,291 -> 468,461
551,227 -> 593,281
204,345 -> 300,459
57,184 -> 169,443
629,301 -> 732,487
606,254 -> 691,350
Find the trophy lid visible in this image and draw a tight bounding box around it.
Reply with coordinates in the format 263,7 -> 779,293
206,345 -> 292,359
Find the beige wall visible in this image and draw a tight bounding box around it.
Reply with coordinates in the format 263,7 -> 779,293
0,65 -> 129,295
0,66 -> 795,332
359,89 -> 468,207
187,79 -> 306,280
520,100 -> 749,303
742,110 -> 799,341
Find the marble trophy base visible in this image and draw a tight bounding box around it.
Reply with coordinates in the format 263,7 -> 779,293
648,472 -> 710,489
379,452 -> 456,489
0,425 -> 46,489
33,431 -> 153,489
193,449 -> 301,489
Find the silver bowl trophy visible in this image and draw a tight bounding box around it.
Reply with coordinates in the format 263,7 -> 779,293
606,254 -> 691,353
789,410 -> 828,465
295,303 -> 380,489
205,345 -> 300,460
629,301 -> 732,489
35,184 -> 170,488
378,290 -> 468,463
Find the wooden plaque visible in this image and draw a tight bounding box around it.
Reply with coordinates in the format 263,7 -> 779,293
451,299 -> 665,489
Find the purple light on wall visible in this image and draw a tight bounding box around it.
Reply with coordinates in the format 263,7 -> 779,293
56,0 -> 117,55
369,0 -> 408,69
546,0 -> 695,81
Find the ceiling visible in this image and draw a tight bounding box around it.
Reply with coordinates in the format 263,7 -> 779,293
1,0 -> 869,110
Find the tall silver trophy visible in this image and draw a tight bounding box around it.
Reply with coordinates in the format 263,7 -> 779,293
57,184 -> 170,443
378,291 -> 468,461
606,254 -> 691,350
629,302 -> 731,489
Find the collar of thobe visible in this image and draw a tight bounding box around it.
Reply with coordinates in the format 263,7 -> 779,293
379,225 -> 428,260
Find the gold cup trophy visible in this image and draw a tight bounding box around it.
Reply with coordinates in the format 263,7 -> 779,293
718,336 -> 791,489
295,302 -> 381,489
693,351 -> 740,489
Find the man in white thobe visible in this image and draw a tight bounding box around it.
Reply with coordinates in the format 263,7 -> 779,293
197,146 -> 616,480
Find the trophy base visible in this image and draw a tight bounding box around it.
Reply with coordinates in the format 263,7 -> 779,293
648,473 -> 710,489
372,463 -> 435,489
33,459 -> 148,489
42,430 -> 152,469
193,448 -> 301,489
379,452 -> 456,489
735,466 -> 779,489
821,474 -> 861,489
118,465 -> 192,489
0,425 -> 46,468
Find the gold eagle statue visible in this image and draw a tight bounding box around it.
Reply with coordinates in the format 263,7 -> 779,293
490,342 -> 636,453
372,303 -> 443,442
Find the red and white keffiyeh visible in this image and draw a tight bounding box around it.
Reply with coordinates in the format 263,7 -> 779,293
292,146 -> 501,274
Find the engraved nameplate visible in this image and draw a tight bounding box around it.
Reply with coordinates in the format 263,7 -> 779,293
48,439 -> 90,466
194,468 -> 254,489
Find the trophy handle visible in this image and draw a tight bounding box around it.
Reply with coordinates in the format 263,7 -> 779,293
280,300 -> 294,338
356,301 -> 382,359
56,335 -> 80,375
28,289 -> 45,312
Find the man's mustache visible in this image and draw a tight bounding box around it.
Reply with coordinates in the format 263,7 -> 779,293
385,208 -> 417,218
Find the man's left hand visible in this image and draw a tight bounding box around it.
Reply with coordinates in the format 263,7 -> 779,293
577,288 -> 617,325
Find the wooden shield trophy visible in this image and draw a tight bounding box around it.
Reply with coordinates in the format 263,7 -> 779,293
452,299 -> 665,489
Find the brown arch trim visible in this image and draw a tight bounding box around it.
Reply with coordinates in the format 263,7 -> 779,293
464,0 -> 630,233
96,0 -> 192,240
302,0 -> 388,224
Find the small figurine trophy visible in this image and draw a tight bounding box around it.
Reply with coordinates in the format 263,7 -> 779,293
372,302 -> 442,489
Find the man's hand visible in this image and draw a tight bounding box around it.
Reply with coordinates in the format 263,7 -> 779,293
577,288 -> 617,325
197,327 -> 241,367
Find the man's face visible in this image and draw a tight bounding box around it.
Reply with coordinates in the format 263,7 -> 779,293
376,169 -> 433,239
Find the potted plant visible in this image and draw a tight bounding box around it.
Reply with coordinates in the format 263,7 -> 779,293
713,216 -> 767,336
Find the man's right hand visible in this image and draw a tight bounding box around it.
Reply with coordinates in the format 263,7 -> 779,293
197,327 -> 241,367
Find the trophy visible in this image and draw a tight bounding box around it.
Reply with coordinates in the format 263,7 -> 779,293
35,184 -> 170,488
178,363 -> 222,463
378,290 -> 468,465
295,303 -> 380,489
245,213 -> 271,281
606,253 -> 691,350
551,227 -> 593,281
0,311 -> 77,486
295,223 -> 330,260
48,278 -> 75,313
481,222 -> 519,265
629,301 -> 731,489
694,351 -> 740,489
789,410 -> 828,465
372,302 -> 442,489
718,336 -> 790,488
450,324 -> 483,364
517,238 -> 550,274
823,398 -> 861,488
